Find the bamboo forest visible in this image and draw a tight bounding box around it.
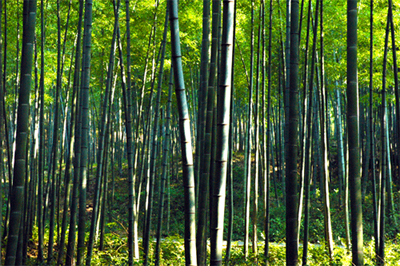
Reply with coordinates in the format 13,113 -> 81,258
2,0 -> 400,265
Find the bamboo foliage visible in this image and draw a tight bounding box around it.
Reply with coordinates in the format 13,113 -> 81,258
1,0 -> 400,265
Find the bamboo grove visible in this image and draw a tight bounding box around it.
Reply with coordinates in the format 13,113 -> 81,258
0,0 -> 399,265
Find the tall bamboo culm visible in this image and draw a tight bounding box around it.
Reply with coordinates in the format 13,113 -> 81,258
286,0 -> 300,264
5,0 -> 37,265
169,0 -> 197,264
210,0 -> 235,265
347,0 -> 363,264
76,0 -> 93,264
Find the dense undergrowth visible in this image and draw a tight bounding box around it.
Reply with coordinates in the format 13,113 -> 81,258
25,233 -> 400,265
24,151 -> 400,265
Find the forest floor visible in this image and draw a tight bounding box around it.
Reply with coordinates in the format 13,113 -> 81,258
23,151 -> 400,265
